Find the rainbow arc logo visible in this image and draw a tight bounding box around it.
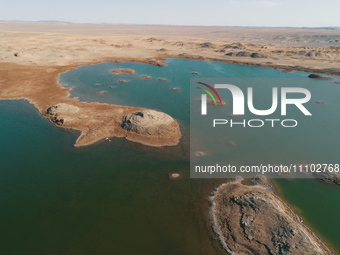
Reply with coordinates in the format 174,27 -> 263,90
196,82 -> 223,106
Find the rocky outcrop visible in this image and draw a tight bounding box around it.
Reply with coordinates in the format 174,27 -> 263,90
194,151 -> 206,157
223,43 -> 244,49
210,178 -> 333,255
145,58 -> 166,66
251,52 -> 268,58
44,103 -> 180,147
145,37 -> 164,43
168,173 -> 180,180
236,51 -> 252,57
298,50 -> 307,55
271,50 -> 285,54
316,172 -> 340,186
46,103 -> 82,125
311,170 -> 340,186
121,110 -> 174,135
308,74 -> 334,80
305,51 -> 317,57
111,69 -> 135,75
216,49 -> 226,53
200,42 -> 215,48
14,52 -> 24,57
178,53 -> 191,58
174,41 -> 184,46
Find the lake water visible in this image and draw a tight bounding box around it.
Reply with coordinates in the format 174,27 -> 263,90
0,59 -> 339,254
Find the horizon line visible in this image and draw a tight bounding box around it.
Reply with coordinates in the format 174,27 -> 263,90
0,20 -> 339,29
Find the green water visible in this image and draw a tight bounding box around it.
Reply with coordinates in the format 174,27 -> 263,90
273,179 -> 340,254
0,100 -> 225,255
1,59 -> 340,254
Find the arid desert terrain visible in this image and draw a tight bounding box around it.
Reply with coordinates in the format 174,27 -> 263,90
1,22 -> 339,254
1,22 -> 339,146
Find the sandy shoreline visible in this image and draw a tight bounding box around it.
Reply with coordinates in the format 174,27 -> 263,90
0,59 -> 181,147
1,23 -> 340,146
1,22 -> 340,146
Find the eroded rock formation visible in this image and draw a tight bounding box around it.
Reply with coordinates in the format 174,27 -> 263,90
210,178 -> 333,255
121,110 -> 174,135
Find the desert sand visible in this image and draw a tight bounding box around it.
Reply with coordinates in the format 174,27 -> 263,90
1,22 -> 340,73
1,22 -> 340,147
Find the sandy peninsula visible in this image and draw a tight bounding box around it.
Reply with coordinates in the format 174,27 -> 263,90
0,22 -> 340,147
0,60 -> 181,147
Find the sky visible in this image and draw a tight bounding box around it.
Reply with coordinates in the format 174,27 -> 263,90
0,0 -> 339,27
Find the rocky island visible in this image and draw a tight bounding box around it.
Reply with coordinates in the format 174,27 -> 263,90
111,68 -> 135,75
210,177 -> 334,255
45,103 -> 180,147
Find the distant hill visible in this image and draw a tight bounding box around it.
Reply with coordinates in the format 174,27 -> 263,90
302,26 -> 340,30
321,27 -> 340,30
36,20 -> 72,23
0,21 -> 338,29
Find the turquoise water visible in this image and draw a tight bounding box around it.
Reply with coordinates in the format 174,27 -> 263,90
60,59 -> 319,124
1,59 -> 340,254
60,60 -> 192,123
